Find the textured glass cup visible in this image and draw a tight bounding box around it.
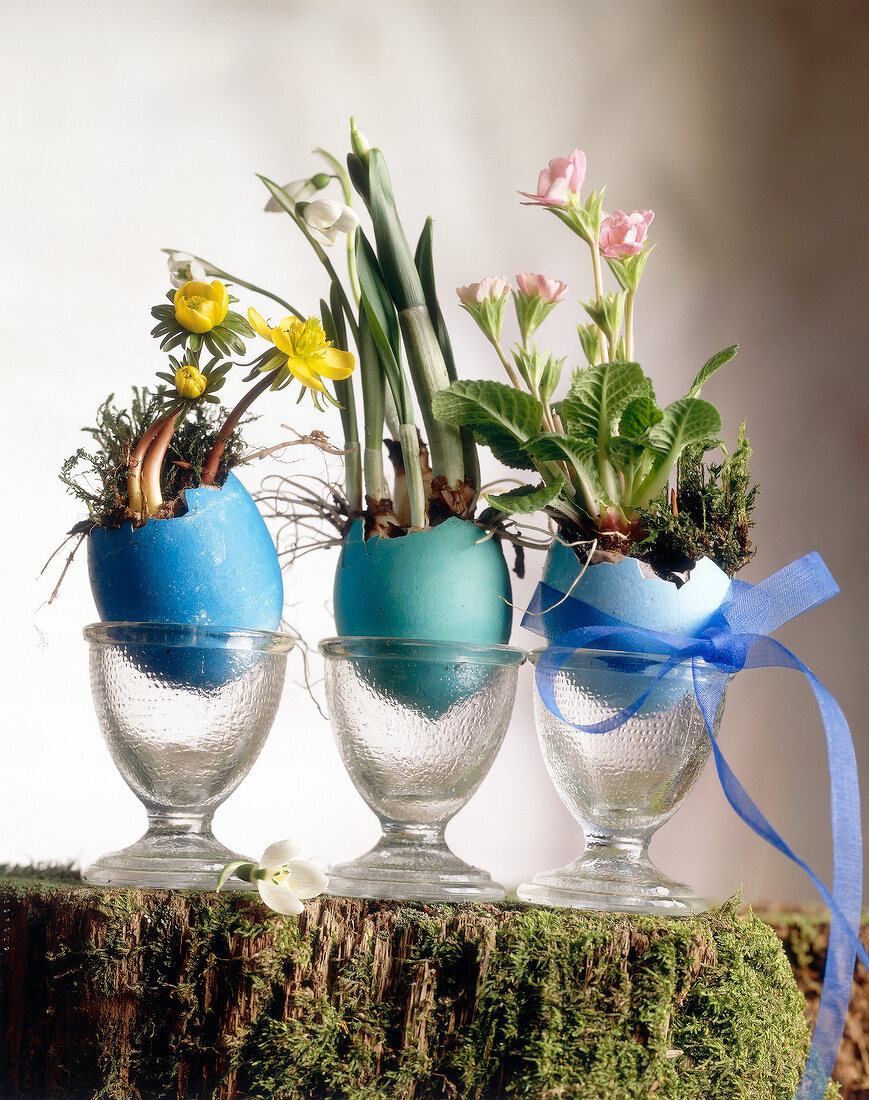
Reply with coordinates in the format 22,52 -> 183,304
319,637 -> 525,902
518,648 -> 727,915
83,622 -> 294,889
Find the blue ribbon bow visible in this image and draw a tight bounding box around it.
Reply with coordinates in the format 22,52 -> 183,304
522,552 -> 867,1098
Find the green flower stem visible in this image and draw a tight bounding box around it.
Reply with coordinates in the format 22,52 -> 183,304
162,251 -> 303,320
489,335 -> 525,392
256,177 -> 360,349
359,312 -> 388,502
398,421 -> 427,530
589,242 -> 609,363
201,368 -> 283,486
333,377 -> 362,515
399,305 -> 465,488
315,147 -> 361,304
625,287 -> 636,361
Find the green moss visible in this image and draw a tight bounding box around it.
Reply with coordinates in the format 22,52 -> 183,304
1,875 -> 841,1100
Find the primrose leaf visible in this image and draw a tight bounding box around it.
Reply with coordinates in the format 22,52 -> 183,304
647,398 -> 722,456
485,474 -> 566,514
633,397 -> 722,507
431,380 -> 542,470
606,436 -> 647,474
686,344 -> 738,399
523,432 -> 607,505
619,397 -> 663,439
558,361 -> 647,440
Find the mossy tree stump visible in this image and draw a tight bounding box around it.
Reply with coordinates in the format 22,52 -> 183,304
0,870 -> 844,1100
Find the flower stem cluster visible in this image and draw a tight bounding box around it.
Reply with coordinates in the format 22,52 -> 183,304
430,150 -> 753,573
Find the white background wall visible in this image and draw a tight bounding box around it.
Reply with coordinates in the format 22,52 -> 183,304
2,0 -> 867,904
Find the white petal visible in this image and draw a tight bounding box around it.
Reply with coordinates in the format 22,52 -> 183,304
306,224 -> 339,247
257,878 -> 304,915
260,838 -> 303,866
287,859 -> 329,899
303,198 -> 342,229
333,205 -> 359,233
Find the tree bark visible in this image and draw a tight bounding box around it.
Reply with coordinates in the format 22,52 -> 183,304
0,872 -> 849,1100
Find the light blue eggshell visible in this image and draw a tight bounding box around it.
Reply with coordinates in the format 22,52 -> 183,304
334,517 -> 512,645
88,472 -> 283,631
541,542 -> 731,642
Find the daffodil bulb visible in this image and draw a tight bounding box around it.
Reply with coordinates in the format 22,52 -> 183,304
217,839 -> 328,915
301,199 -> 359,246
167,252 -> 207,288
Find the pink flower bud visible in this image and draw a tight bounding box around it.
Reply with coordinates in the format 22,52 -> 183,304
515,271 -> 568,304
456,276 -> 512,305
598,210 -> 655,258
519,150 -> 587,206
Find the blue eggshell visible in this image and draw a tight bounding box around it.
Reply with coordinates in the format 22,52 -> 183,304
540,543 -> 731,647
88,473 -> 283,688
334,517 -> 512,645
333,518 -> 512,714
88,472 -> 283,631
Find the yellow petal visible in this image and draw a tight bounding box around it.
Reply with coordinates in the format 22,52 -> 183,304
315,347 -> 356,379
285,357 -> 326,392
248,307 -> 275,343
271,326 -> 295,357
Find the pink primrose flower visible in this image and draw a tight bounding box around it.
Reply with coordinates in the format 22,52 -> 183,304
519,150 -> 587,206
515,271 -> 568,304
456,276 -> 512,305
598,209 -> 655,258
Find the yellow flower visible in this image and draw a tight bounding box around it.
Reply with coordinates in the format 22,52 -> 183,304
248,307 -> 355,393
174,280 -> 229,334
174,364 -> 207,399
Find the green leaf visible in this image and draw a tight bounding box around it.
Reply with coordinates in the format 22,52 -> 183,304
647,398 -> 722,456
559,361 -> 647,439
485,474 -> 565,514
606,436 -> 646,474
686,344 -> 738,398
216,860 -> 255,891
356,230 -> 408,420
633,397 -> 723,506
431,380 -> 542,470
368,148 -> 424,312
619,396 -> 663,439
523,432 -> 606,504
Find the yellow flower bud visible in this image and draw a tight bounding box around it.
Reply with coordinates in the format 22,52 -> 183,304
174,364 -> 207,399
174,280 -> 229,334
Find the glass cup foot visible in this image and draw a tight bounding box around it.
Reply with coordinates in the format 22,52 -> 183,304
326,832 -> 505,903
518,848 -> 706,916
83,828 -> 254,891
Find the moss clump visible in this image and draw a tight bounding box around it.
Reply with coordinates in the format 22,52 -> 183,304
0,874 -> 839,1100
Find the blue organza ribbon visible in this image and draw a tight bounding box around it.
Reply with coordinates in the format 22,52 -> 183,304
522,552 -> 867,1098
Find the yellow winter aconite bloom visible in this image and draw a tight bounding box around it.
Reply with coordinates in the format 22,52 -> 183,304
174,364 -> 207,399
248,308 -> 355,393
174,280 -> 230,334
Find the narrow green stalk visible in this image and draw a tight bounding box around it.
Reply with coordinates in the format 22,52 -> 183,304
625,287 -> 636,361
333,369 -> 362,513
589,242 -> 608,363
162,250 -> 302,319
359,311 -> 388,502
399,305 -> 465,487
399,421 -> 426,530
314,147 -> 361,304
257,176 -> 360,348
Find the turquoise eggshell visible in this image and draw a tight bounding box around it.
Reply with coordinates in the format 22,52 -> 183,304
333,518 -> 512,715
88,472 -> 283,631
540,543 -> 731,646
333,517 -> 512,645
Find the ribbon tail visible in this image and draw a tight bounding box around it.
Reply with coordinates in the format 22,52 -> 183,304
694,644 -> 866,1100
